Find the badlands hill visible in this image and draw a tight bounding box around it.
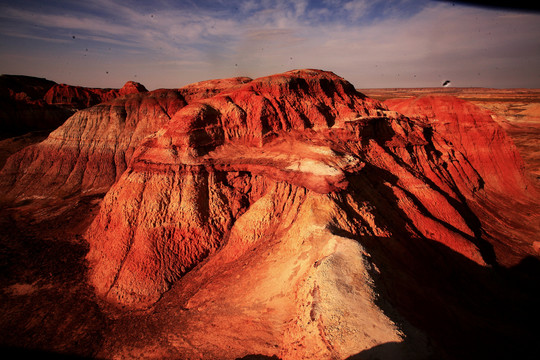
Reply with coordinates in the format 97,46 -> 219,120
0,74 -> 148,137
0,70 -> 539,360
362,87 -> 540,180
0,75 -> 148,169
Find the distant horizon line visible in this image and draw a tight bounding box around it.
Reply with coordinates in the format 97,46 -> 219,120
2,72 -> 539,91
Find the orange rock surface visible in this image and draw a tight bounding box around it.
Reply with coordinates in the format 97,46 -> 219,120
83,70 -> 539,358
43,81 -> 148,109
384,95 -> 540,265
1,70 -> 538,359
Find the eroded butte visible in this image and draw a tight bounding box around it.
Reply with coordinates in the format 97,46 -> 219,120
0,70 -> 539,360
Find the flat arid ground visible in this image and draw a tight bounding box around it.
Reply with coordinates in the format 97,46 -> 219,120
0,72 -> 539,360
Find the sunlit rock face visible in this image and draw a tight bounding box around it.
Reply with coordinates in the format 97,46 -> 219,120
81,69 -> 539,358
0,78 -> 252,203
2,70 -> 538,359
385,95 -> 540,266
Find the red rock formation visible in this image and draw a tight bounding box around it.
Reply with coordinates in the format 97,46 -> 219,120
43,81 -> 147,109
385,95 -> 540,265
0,89 -> 186,201
81,69 -> 540,358
1,70 -> 538,359
118,81 -> 148,96
385,95 -> 531,197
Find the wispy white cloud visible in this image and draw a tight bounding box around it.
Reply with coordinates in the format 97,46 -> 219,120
343,1 -> 371,20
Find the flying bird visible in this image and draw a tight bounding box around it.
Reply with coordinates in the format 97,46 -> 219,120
442,80 -> 451,87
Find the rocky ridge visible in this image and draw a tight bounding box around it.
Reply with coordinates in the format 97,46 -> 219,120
0,70 -> 538,359
43,81 -> 148,109
83,70 -> 538,358
0,75 -> 148,138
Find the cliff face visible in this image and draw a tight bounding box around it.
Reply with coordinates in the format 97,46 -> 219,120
385,95 -> 531,198
385,95 -> 540,265
1,70 -> 538,359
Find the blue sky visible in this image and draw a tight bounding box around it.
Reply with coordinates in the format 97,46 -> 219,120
0,0 -> 539,89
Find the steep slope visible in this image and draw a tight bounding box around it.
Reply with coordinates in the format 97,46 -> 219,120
0,77 -> 256,204
385,96 -> 540,265
0,89 -> 186,202
83,69 -> 539,359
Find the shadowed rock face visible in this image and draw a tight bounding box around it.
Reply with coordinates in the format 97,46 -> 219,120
0,75 -> 56,100
1,70 -> 538,359
0,75 -> 73,137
